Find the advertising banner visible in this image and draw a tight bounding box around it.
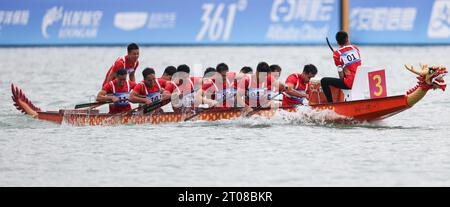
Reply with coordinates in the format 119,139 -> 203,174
350,0 -> 450,44
0,0 -> 340,45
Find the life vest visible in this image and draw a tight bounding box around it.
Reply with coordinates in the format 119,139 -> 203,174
173,78 -> 196,107
211,79 -> 237,107
142,80 -> 162,103
246,76 -> 276,107
337,45 -> 361,69
121,56 -> 138,74
335,45 -> 361,88
110,80 -> 131,107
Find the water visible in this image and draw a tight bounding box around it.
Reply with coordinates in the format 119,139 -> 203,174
0,46 -> 449,186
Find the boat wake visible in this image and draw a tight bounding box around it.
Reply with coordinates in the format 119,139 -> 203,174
275,106 -> 352,125
185,106 -> 416,130
181,106 -> 352,128
58,105 -> 418,130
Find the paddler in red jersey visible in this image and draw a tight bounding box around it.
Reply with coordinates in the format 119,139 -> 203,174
236,62 -> 287,114
96,69 -> 137,114
160,66 -> 177,81
269,64 -> 282,81
129,68 -> 170,111
233,66 -> 253,91
162,64 -> 202,113
321,31 -> 361,103
102,43 -> 140,86
236,66 -> 253,82
195,67 -> 216,106
282,64 -> 317,107
196,63 -> 237,109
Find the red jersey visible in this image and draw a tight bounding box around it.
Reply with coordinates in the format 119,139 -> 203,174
156,78 -> 168,89
333,44 -> 361,88
240,74 -> 273,90
202,76 -> 237,109
133,79 -> 166,103
102,55 -> 139,86
226,71 -> 237,86
164,77 -> 201,110
239,74 -> 276,107
102,80 -> 136,114
282,73 -> 308,107
164,77 -> 201,94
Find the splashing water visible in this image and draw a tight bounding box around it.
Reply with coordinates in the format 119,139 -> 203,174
275,106 -> 351,125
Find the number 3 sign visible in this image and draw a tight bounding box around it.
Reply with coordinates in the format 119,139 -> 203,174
368,70 -> 387,99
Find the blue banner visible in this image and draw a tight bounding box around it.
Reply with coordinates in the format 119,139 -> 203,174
0,0 -> 340,45
350,0 -> 450,44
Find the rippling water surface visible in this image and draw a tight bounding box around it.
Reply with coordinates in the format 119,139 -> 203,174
1,46 -> 449,186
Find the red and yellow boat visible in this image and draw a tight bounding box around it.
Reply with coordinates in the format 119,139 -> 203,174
11,64 -> 447,126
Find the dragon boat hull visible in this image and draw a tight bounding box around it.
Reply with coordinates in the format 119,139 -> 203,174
11,83 -> 412,126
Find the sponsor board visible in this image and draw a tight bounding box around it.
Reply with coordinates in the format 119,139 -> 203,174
2,0 -> 450,45
0,0 -> 339,45
350,0 -> 450,44
428,0 -> 450,39
41,6 -> 103,39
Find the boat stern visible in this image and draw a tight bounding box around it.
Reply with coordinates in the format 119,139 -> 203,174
11,83 -> 41,118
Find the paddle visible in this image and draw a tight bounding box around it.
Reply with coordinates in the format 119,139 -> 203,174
245,92 -> 283,117
183,102 -> 221,122
142,100 -> 169,114
74,101 -> 112,109
327,37 -> 344,78
118,100 -> 169,117
74,93 -> 126,109
326,37 -> 335,52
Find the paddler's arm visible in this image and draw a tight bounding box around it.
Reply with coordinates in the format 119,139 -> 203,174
333,52 -> 345,79
194,89 -> 203,106
236,87 -> 253,114
196,88 -> 217,107
104,73 -> 116,84
162,83 -> 180,106
129,71 -> 136,82
163,89 -> 183,107
279,82 -> 287,93
162,90 -> 172,101
269,81 -> 286,108
283,83 -> 307,98
338,66 -> 344,79
273,80 -> 288,95
96,90 -> 119,103
236,87 -> 247,108
129,90 -> 152,105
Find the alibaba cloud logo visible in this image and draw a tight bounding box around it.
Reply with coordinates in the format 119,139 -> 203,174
114,12 -> 148,31
428,0 -> 450,38
41,6 -> 63,38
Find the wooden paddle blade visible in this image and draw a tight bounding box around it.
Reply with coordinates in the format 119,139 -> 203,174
245,92 -> 282,117
74,101 -> 110,109
326,37 -> 334,53
143,100 -> 170,114
245,107 -> 261,117
183,108 -> 206,121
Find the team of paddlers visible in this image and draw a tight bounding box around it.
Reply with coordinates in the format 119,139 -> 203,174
96,31 -> 361,115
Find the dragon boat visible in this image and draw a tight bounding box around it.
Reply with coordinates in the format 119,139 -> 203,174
11,64 -> 447,126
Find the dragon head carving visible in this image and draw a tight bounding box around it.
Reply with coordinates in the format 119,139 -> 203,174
405,64 -> 447,91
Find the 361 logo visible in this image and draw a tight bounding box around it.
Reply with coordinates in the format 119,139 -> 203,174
428,0 -> 450,38
196,0 -> 247,41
